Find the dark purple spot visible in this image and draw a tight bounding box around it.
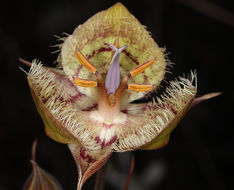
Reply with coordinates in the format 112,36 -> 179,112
95,136 -> 101,144
121,109 -> 128,114
82,103 -> 98,111
80,148 -> 96,163
42,96 -> 51,104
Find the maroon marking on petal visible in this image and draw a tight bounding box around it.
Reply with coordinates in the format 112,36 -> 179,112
70,93 -> 85,103
83,27 -> 113,46
98,47 -> 112,54
95,136 -> 101,144
95,135 -> 117,149
121,109 -> 128,114
87,47 -> 112,60
42,96 -> 51,104
168,105 -> 177,115
49,68 -> 86,103
106,135 -> 117,146
80,147 -> 96,163
123,50 -> 139,65
146,103 -> 178,116
103,123 -> 113,129
94,137 -> 105,149
101,140 -> 106,149
82,103 -> 98,111
75,65 -> 82,76
156,103 -> 178,115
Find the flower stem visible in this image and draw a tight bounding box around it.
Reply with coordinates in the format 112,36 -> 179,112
94,163 -> 108,190
123,154 -> 135,190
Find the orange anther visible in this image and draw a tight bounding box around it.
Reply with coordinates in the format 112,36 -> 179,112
76,50 -> 97,73
73,77 -> 97,87
130,58 -> 156,77
128,84 -> 153,92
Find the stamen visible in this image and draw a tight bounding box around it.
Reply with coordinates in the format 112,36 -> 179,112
76,50 -> 97,73
128,84 -> 153,92
73,77 -> 97,87
130,58 -> 156,77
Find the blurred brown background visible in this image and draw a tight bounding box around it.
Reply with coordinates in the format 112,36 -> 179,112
0,0 -> 233,190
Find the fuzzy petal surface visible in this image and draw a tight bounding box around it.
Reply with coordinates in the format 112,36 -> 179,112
27,61 -> 98,144
61,2 -> 166,104
114,73 -> 197,151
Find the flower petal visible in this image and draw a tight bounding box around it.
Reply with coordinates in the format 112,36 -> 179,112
27,61 -> 98,144
113,72 -> 197,151
68,144 -> 112,190
61,2 -> 166,103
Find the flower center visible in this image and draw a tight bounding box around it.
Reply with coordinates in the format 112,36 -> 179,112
73,38 -> 156,120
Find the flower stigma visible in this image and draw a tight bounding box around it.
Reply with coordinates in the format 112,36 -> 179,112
74,37 -> 156,121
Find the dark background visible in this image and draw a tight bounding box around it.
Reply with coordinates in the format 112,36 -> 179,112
0,0 -> 233,190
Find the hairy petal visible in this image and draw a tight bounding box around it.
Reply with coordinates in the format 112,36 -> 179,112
68,144 -> 112,190
27,61 -> 97,144
61,2 -> 166,103
113,72 -> 197,151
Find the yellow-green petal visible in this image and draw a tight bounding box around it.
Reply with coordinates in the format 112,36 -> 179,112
61,2 -> 166,104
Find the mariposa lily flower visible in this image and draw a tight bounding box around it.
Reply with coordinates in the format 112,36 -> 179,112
25,2 -> 220,190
